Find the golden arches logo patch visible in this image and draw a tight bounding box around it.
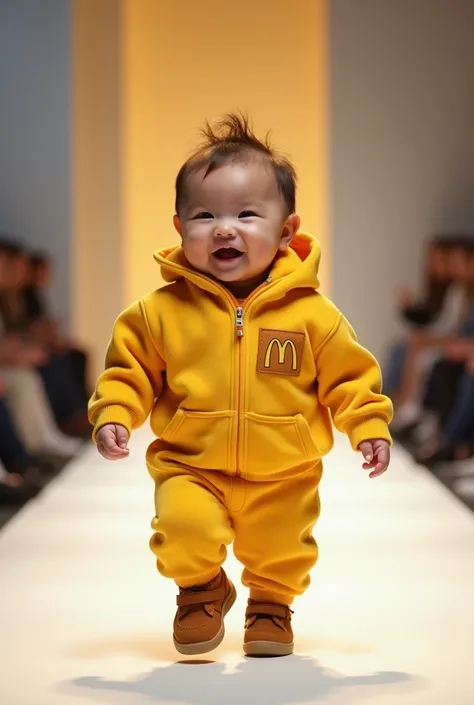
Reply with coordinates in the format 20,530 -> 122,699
264,338 -> 298,371
257,329 -> 305,376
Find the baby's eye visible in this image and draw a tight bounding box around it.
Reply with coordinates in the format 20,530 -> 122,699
239,210 -> 257,218
193,212 -> 214,219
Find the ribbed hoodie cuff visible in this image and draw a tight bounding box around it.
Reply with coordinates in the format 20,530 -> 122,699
92,405 -> 134,443
346,417 -> 392,451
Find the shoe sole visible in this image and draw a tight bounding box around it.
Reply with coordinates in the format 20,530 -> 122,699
173,582 -> 237,656
244,640 -> 294,657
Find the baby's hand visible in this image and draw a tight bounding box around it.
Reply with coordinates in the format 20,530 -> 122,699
96,423 -> 130,461
358,439 -> 390,479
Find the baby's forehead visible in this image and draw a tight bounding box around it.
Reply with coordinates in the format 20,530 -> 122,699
185,159 -> 281,204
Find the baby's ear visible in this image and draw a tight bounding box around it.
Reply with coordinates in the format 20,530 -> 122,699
279,214 -> 300,250
173,215 -> 182,237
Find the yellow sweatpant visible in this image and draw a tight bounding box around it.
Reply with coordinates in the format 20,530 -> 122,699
149,462 -> 322,605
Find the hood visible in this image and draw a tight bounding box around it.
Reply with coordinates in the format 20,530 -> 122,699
153,231 -> 321,296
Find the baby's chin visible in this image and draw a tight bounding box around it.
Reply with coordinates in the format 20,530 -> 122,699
187,254 -> 269,287
212,269 -> 251,282
210,264 -> 264,284
205,258 -> 253,282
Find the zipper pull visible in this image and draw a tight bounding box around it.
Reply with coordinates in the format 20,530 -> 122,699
236,306 -> 244,337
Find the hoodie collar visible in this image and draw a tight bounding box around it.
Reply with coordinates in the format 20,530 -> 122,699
153,231 -> 321,300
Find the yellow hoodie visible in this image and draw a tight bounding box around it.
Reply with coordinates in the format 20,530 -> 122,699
89,233 -> 392,481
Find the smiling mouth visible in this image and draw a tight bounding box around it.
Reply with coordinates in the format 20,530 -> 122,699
212,247 -> 244,261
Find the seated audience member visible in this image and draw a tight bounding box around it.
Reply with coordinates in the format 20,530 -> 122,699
414,346 -> 474,466
391,239 -> 474,430
418,350 -> 474,502
0,240 -> 82,456
0,381 -> 47,494
383,237 -> 464,400
0,240 -> 89,437
24,251 -> 90,401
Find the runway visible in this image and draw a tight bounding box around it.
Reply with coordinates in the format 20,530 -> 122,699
1,425 -> 473,705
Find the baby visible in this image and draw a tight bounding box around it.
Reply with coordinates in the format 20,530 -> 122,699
89,114 -> 392,658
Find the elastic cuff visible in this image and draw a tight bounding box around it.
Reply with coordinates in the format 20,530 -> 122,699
176,568 -> 221,589
91,405 -> 134,442
249,589 -> 294,606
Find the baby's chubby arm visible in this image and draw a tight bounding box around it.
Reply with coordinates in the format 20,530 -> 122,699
89,298 -> 165,460
313,312 -> 393,477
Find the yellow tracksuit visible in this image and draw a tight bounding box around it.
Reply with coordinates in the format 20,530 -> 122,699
89,232 -> 392,603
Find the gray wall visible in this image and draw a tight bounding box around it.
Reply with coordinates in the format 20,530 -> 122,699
0,0 -> 71,323
330,0 -> 474,360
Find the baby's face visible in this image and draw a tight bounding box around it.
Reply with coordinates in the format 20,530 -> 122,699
174,160 -> 298,289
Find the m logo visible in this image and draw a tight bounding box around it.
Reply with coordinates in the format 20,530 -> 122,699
257,329 -> 305,376
265,339 -> 298,370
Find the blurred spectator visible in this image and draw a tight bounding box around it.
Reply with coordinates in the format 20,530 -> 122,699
388,233 -> 474,507
384,237 -> 465,401
25,250 -> 90,402
0,234 -> 94,512
0,366 -> 81,457
0,383 -> 46,496
391,239 -> 472,429
0,240 -> 90,438
1,237 -> 88,509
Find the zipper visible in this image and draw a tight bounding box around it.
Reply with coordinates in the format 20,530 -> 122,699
235,306 -> 244,337
230,277 -> 272,476
232,276 -> 272,339
235,308 -> 244,475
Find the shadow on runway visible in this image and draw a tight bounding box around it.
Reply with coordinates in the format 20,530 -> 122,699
63,650 -> 422,705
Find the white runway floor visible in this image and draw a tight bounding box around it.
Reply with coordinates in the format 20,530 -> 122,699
2,426 -> 474,705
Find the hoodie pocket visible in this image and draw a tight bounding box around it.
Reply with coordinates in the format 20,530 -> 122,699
243,412 -> 320,476
159,408 -> 235,471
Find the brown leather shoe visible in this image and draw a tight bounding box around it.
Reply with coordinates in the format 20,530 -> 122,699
173,570 -> 237,656
244,600 -> 294,657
